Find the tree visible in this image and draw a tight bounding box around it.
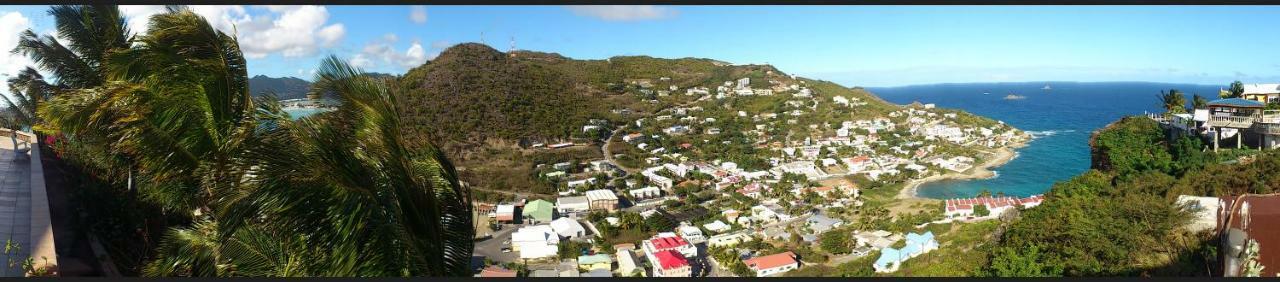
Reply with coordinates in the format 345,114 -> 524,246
1227,81 -> 1245,98
1157,89 -> 1187,114
984,245 -> 1062,277
1191,94 -> 1209,110
39,7 -> 475,276
820,231 -> 852,254
13,5 -> 133,90
974,204 -> 991,217
0,68 -> 53,130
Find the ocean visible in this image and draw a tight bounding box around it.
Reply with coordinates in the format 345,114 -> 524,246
282,107 -> 328,120
868,81 -> 1223,199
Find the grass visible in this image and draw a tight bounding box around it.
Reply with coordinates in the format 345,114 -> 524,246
886,220 -> 1000,277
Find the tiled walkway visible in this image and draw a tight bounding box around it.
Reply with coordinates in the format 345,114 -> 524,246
0,140 -> 31,276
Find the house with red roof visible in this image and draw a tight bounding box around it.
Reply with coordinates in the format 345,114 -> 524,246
944,194 -> 1044,219
476,266 -> 518,277
744,251 -> 800,277
650,250 -> 691,277
642,232 -> 696,258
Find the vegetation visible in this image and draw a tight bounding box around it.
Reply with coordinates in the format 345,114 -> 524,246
1157,89 -> 1187,114
982,115 -> 1245,277
16,5 -> 473,277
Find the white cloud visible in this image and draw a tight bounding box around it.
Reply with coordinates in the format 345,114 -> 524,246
121,5 -> 344,59
410,6 -> 427,24
349,35 -> 435,71
237,5 -> 345,58
565,5 -> 676,21
0,11 -> 34,95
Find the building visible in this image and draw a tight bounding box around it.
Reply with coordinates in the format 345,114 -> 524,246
550,217 -> 587,239
943,195 -> 1044,218
643,233 -> 697,259
578,254 -> 613,271
1241,83 -> 1280,103
703,220 -> 731,233
873,231 -> 938,273
584,189 -> 619,211
1205,98 -> 1267,150
511,225 -> 559,259
1176,195 -> 1224,233
806,214 -> 844,234
651,250 -> 692,277
629,186 -> 662,201
496,204 -> 517,223
616,249 -> 644,277
708,232 -> 753,248
744,251 -> 800,277
676,225 -> 706,244
476,266 -> 518,277
523,199 -> 556,224
557,196 -> 591,215
580,268 -> 612,277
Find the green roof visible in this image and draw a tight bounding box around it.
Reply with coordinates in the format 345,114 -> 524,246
523,199 -> 555,222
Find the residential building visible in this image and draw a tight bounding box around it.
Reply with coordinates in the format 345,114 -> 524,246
943,194 -> 1044,218
578,254 -> 613,271
703,220 -> 731,233
616,249 -> 644,277
643,233 -> 697,259
651,250 -> 692,277
550,217 -> 587,239
708,232 -> 753,248
873,231 -> 938,273
523,199 -> 555,224
581,268 -> 612,277
476,266 -> 518,277
1242,83 -> 1280,103
557,196 -> 591,215
744,251 -> 800,277
806,214 -> 844,234
584,189 -> 619,211
629,186 -> 662,201
677,225 -> 706,244
496,204 -> 517,223
512,225 -> 559,259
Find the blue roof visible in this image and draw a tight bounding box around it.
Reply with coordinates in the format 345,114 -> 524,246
1208,98 -> 1265,108
874,248 -> 903,269
906,231 -> 935,245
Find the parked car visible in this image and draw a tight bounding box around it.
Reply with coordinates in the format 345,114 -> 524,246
501,248 -> 512,253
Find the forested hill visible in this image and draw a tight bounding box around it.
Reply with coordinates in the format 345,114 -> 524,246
395,42 -> 897,150
248,75 -> 311,100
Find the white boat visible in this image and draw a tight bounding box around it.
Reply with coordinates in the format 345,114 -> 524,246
1042,84 -> 1052,90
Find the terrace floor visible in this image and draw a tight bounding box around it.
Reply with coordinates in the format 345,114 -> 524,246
0,140 -> 31,277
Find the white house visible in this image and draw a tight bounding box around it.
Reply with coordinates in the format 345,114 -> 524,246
550,217 -> 587,239
629,186 -> 662,201
676,225 -> 706,244
556,196 -> 591,215
744,251 -> 800,277
707,232 -> 753,248
512,225 -> 559,259
703,220 -> 731,233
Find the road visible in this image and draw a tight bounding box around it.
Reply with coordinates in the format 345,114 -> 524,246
600,97 -> 706,174
473,223 -> 523,264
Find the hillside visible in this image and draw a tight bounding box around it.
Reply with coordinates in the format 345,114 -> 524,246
394,43 -> 1007,199
248,75 -> 311,100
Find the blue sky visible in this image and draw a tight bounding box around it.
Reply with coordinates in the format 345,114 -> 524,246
2,5 -> 1280,88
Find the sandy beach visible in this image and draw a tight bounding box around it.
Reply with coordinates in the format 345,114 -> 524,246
896,137 -> 1028,200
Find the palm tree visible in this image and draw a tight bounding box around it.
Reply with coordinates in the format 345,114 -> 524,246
1158,89 -> 1188,114
1,67 -> 53,129
1191,94 -> 1208,111
40,6 -> 256,214
12,5 -> 132,90
146,57 -> 473,277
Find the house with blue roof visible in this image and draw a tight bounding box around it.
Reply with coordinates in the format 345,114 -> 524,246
1204,98 -> 1272,150
872,231 -> 939,273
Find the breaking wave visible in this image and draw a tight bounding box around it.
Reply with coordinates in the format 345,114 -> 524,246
1026,129 -> 1075,138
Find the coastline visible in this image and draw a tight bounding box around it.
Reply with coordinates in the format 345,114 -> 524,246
896,134 -> 1030,200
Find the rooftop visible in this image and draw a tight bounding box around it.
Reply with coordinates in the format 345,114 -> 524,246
654,250 -> 690,270
649,234 -> 690,250
744,251 -> 798,270
1208,98 -> 1265,108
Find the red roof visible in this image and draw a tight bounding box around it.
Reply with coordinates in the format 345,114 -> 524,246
744,251 -> 798,271
649,235 -> 690,250
479,266 -> 517,277
654,250 -> 690,270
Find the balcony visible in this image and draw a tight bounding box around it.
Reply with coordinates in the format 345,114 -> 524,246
1208,115 -> 1258,129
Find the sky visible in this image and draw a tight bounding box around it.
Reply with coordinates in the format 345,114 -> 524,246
2,5 -> 1280,91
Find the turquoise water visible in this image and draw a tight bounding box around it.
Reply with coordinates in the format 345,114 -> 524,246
869,82 -> 1223,199
282,107 -> 329,120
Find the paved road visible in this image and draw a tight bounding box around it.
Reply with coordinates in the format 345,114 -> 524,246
473,223 -> 522,264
